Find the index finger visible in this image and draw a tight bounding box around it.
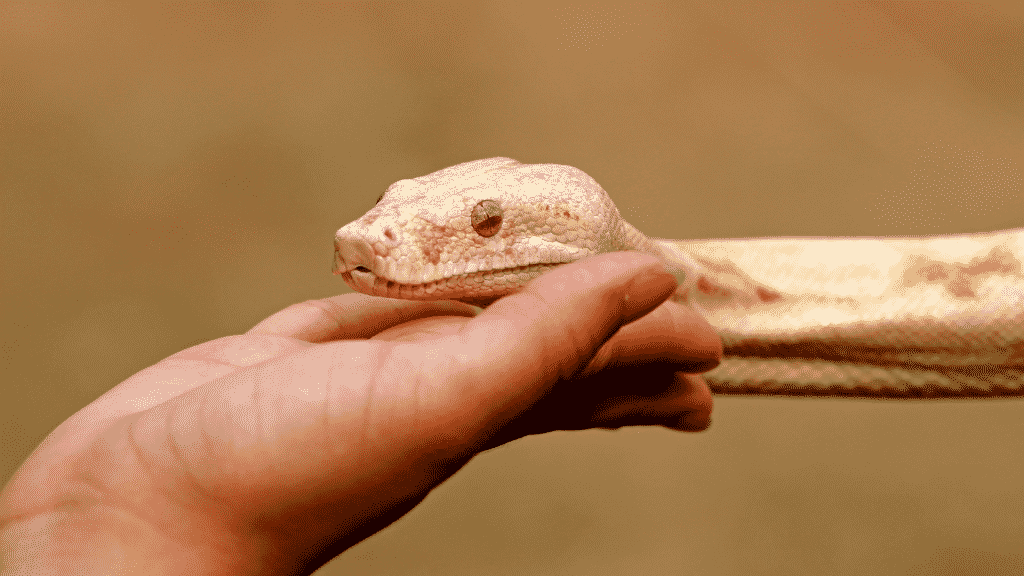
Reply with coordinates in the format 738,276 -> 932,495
247,293 -> 479,342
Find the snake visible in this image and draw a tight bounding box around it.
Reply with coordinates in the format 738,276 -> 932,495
333,157 -> 1024,398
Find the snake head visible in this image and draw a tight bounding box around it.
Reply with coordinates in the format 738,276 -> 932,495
333,157 -> 637,304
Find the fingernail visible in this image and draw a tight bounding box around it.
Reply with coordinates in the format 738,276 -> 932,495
621,263 -> 677,323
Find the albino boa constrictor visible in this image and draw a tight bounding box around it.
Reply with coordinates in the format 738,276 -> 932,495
333,157 -> 1024,398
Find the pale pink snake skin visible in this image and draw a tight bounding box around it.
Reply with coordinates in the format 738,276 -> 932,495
334,158 -> 1024,398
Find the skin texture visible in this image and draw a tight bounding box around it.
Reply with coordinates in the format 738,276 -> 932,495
0,252 -> 721,575
336,158 -> 1024,398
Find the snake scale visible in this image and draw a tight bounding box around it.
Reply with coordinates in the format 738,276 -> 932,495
333,157 -> 1024,398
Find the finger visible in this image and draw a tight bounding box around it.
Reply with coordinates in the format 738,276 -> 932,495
525,367 -> 713,435
426,252 -> 681,434
581,299 -> 722,377
480,370 -> 713,449
588,371 -> 714,431
246,293 -> 478,342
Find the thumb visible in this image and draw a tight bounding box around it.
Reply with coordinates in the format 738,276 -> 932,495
432,251 -> 679,431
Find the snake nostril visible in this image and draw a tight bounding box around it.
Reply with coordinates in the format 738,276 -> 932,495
355,266 -> 371,273
383,228 -> 397,242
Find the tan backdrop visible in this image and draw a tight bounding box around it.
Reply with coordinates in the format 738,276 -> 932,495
3,2 -> 1023,574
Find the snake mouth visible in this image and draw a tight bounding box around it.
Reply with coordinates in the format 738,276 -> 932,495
333,235 -> 569,303
340,261 -> 562,303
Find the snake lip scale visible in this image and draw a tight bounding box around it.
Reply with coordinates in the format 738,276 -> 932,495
334,157 -> 1024,399
336,259 -> 562,308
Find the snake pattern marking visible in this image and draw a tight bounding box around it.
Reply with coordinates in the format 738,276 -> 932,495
334,157 -> 1024,398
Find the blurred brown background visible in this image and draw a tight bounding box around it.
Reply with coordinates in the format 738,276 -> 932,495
3,2 -> 1024,574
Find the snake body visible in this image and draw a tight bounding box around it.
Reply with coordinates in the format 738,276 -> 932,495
334,158 -> 1024,398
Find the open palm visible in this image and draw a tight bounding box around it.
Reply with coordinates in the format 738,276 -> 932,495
1,252 -> 720,575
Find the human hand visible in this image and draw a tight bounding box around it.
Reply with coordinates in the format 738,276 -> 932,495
0,252 -> 720,575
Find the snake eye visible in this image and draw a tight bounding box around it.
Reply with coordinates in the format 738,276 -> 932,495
471,199 -> 503,238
